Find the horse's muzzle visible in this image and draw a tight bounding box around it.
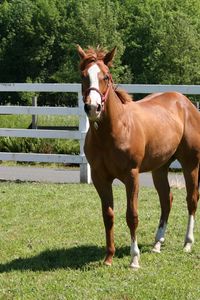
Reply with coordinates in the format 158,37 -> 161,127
84,103 -> 91,114
84,103 -> 102,120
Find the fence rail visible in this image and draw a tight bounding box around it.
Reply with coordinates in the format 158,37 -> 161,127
0,83 -> 199,182
0,83 -> 91,183
1,83 -> 200,94
0,105 -> 80,115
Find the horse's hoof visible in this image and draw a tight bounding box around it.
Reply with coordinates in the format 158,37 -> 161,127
103,258 -> 112,266
152,241 -> 161,253
130,256 -> 140,269
130,262 -> 140,269
152,248 -> 161,254
104,261 -> 112,266
183,243 -> 192,253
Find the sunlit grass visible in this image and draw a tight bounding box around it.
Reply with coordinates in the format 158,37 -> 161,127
0,183 -> 200,299
0,114 -> 79,128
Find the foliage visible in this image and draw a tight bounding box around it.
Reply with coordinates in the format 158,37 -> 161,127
1,0 -> 200,104
121,0 -> 200,85
0,137 -> 79,155
0,183 -> 200,299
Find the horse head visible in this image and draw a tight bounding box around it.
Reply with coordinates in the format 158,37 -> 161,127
77,45 -> 116,121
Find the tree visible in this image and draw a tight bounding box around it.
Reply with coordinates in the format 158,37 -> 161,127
1,0 -> 200,105
0,0 -> 131,105
0,0 -> 62,83
121,0 -> 200,85
52,0 -> 132,84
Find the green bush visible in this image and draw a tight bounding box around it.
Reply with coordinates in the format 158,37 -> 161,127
0,137 -> 79,155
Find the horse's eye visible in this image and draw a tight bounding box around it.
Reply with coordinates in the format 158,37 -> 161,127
104,75 -> 109,80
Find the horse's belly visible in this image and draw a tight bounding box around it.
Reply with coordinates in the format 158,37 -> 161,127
140,144 -> 177,172
140,156 -> 173,172
139,118 -> 184,172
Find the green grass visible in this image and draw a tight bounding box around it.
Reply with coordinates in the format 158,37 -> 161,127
0,114 -> 79,128
0,183 -> 200,299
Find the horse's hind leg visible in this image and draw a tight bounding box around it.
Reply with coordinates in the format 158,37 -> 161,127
152,164 -> 173,253
182,162 -> 199,252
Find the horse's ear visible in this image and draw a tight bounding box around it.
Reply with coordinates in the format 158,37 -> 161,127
104,46 -> 116,66
77,45 -> 86,59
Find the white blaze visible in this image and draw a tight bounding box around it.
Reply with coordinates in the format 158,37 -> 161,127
88,64 -> 101,106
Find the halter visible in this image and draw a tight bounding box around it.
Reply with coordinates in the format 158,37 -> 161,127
83,73 -> 113,110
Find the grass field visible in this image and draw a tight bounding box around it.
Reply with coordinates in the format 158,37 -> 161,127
0,182 -> 200,299
0,114 -> 79,129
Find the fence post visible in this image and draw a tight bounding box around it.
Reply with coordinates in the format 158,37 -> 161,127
78,91 -> 91,183
32,96 -> 38,129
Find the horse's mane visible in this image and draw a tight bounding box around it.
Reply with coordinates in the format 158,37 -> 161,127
80,47 -> 133,104
79,46 -> 107,71
85,46 -> 106,60
115,88 -> 133,104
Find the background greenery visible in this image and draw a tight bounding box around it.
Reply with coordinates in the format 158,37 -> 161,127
0,0 -> 200,155
1,0 -> 200,105
0,183 -> 200,299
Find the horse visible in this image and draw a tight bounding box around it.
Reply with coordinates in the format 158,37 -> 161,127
77,45 -> 200,268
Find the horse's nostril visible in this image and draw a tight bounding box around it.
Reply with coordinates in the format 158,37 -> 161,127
97,104 -> 101,112
84,103 -> 91,114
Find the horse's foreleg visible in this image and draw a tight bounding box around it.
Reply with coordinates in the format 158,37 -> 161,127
92,171 -> 115,266
125,169 -> 140,268
152,166 -> 173,253
183,164 -> 199,252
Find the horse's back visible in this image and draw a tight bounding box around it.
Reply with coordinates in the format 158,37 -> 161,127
137,91 -> 200,133
134,91 -> 200,170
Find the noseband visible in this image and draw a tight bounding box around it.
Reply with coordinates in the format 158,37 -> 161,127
83,73 -> 113,109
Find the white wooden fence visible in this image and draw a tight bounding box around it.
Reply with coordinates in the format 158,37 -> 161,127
0,83 -> 200,183
0,83 -> 91,183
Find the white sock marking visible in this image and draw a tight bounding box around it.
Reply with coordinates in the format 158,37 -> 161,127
130,239 -> 140,257
130,238 -> 140,268
185,215 -> 194,244
155,222 -> 167,243
88,64 -> 101,106
153,222 -> 167,253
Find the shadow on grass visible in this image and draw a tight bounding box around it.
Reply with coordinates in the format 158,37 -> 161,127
0,243 -> 152,273
0,245 -> 104,273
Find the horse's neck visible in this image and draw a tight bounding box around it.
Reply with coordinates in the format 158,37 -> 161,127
90,88 -> 125,138
104,88 -> 124,124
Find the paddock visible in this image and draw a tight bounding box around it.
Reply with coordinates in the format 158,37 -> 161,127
0,182 -> 199,299
0,83 -> 200,298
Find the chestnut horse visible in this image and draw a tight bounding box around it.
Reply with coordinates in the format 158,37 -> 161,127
77,45 -> 200,268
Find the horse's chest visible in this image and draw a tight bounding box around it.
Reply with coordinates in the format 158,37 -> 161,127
98,146 -> 137,179
84,128 -> 142,178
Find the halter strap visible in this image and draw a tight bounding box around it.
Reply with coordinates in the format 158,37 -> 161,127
83,73 -> 113,107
